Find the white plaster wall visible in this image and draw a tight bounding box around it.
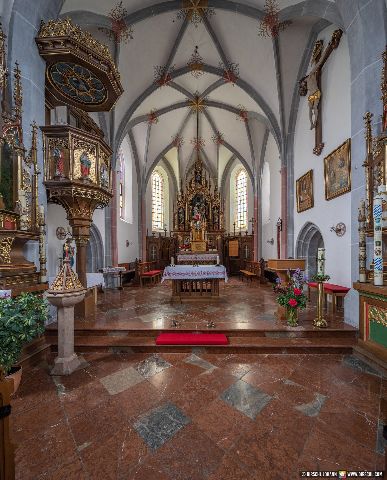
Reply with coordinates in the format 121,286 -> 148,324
293,25 -> 351,286
261,134 -> 281,259
117,140 -> 139,264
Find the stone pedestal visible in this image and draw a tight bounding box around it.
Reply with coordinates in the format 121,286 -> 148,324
46,284 -> 86,375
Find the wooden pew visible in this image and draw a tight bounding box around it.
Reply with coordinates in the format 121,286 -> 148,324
118,261 -> 136,287
240,261 -> 260,283
137,261 -> 163,287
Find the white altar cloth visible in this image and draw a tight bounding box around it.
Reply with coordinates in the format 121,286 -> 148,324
162,265 -> 228,282
177,253 -> 218,262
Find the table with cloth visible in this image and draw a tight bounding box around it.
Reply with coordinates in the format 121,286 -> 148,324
162,265 -> 228,301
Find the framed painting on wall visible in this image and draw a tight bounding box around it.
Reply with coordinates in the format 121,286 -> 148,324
296,170 -> 314,213
324,139 -> 351,201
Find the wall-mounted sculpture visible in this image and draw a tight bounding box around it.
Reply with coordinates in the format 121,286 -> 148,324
299,30 -> 343,156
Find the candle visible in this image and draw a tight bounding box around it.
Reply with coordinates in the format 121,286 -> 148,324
373,192 -> 384,286
216,255 -> 220,265
317,248 -> 325,276
358,200 -> 367,283
171,257 -> 175,266
39,204 -> 45,223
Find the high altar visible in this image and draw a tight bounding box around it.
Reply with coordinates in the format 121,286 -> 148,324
172,156 -> 224,254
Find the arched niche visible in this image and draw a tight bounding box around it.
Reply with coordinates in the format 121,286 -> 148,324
296,222 -> 325,280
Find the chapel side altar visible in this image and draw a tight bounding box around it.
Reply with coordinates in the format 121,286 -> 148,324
162,264 -> 228,302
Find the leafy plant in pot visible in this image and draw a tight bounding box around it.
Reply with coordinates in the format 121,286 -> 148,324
0,293 -> 47,393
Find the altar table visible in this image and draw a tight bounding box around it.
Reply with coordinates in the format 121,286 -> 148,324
177,253 -> 218,265
162,265 -> 227,302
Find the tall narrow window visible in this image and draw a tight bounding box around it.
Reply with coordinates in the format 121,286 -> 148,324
235,168 -> 248,230
152,171 -> 164,230
118,150 -> 125,219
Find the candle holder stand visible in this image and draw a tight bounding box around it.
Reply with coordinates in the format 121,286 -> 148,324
312,274 -> 330,328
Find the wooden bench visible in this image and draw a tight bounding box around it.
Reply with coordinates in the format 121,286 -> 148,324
240,261 -> 260,283
118,262 -> 136,287
308,282 -> 350,313
138,261 -> 163,287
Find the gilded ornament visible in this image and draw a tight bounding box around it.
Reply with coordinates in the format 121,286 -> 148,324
37,18 -> 114,68
369,305 -> 387,327
0,237 -> 14,264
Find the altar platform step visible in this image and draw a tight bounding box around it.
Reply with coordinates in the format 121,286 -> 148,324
46,332 -> 356,354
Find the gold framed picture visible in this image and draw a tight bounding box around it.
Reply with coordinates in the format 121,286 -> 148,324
324,139 -> 351,201
296,170 -> 314,213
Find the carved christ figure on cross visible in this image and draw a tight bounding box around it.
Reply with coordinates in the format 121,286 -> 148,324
299,29 -> 343,154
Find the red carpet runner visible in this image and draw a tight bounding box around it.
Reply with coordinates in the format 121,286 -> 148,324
156,333 -> 229,346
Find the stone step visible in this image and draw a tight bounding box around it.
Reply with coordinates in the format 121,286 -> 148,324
48,334 -> 355,354
20,336 -> 51,369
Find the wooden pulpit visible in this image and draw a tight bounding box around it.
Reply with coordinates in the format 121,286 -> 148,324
0,370 -> 15,480
267,259 -> 306,285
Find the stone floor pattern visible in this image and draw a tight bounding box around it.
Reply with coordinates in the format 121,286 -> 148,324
12,351 -> 386,479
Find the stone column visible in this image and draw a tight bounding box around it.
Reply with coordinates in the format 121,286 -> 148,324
280,166 -> 288,259
111,172 -> 118,266
254,194 -> 259,261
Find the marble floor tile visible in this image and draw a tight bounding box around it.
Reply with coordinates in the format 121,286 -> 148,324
136,354 -> 172,378
100,366 -> 144,395
220,379 -> 273,419
184,353 -> 216,371
134,402 -> 190,450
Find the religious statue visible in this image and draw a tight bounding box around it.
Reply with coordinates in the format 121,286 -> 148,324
178,206 -> 185,226
63,238 -> 75,268
53,147 -> 65,178
80,151 -> 91,179
299,29 -> 343,153
213,206 -> 219,228
100,161 -> 109,188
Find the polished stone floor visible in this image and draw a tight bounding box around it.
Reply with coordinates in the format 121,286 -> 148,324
49,278 -> 355,332
12,351 -> 386,479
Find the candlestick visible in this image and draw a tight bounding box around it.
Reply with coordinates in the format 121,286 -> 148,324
358,199 -> 367,283
373,191 -> 384,286
317,248 -> 325,276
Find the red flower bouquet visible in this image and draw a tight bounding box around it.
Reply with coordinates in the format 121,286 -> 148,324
273,269 -> 307,326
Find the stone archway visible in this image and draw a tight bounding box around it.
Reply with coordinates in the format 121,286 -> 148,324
296,222 -> 324,280
86,223 -> 104,273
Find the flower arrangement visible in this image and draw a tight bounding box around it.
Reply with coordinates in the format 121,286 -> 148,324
273,269 -> 308,326
312,273 -> 330,283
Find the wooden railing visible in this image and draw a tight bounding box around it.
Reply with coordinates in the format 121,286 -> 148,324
0,369 -> 15,480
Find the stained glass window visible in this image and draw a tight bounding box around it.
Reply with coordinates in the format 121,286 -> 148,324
152,171 -> 164,230
235,168 -> 247,230
118,150 -> 125,219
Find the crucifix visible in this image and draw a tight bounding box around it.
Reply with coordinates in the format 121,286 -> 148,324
299,29 -> 343,156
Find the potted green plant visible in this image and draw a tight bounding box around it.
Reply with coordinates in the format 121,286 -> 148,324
273,269 -> 308,326
0,293 -> 47,393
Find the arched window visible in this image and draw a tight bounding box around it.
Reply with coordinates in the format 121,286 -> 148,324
152,171 -> 164,230
118,149 -> 125,219
235,168 -> 248,230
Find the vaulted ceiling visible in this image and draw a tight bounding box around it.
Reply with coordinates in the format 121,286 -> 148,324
60,0 -> 339,188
